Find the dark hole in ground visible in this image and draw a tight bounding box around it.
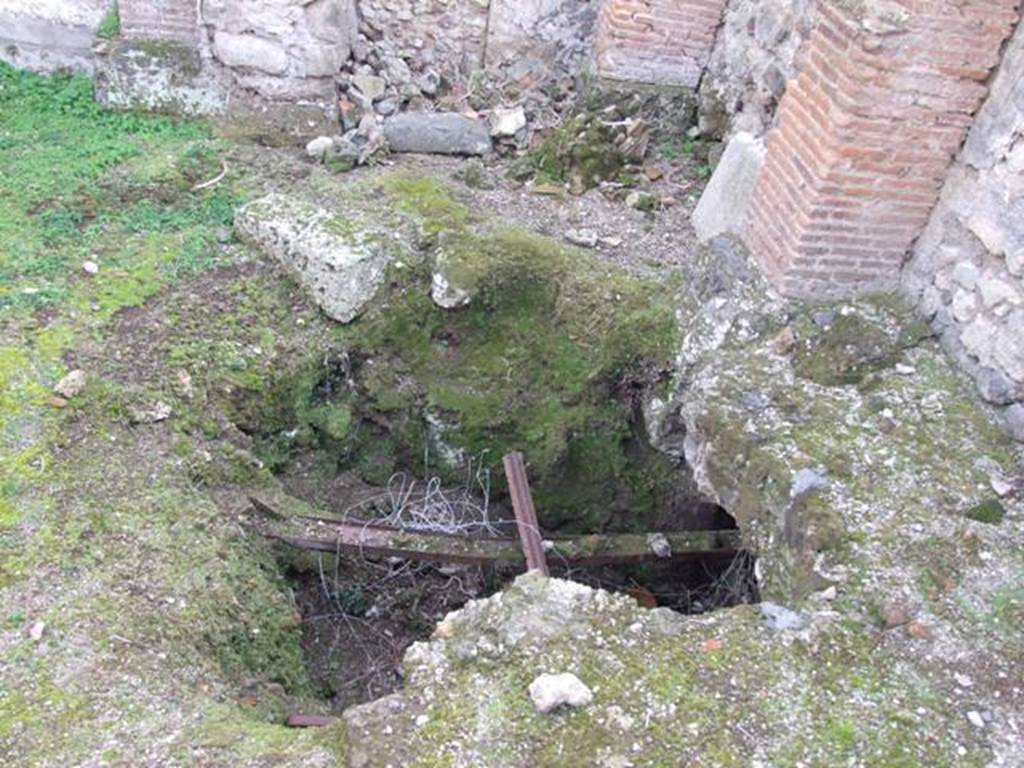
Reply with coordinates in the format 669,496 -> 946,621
287,509 -> 758,711
235,355 -> 760,709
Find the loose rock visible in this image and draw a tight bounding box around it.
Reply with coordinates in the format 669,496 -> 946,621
565,228 -> 598,248
625,191 -> 656,212
305,136 -> 335,160
760,602 -> 805,631
528,672 -> 593,714
384,113 -> 492,156
129,401 -> 173,425
54,369 -> 87,399
490,106 -> 527,138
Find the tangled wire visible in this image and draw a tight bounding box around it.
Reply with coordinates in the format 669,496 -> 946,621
338,453 -> 507,538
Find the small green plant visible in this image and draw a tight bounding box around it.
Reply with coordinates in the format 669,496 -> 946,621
96,3 -> 121,40
658,138 -> 699,161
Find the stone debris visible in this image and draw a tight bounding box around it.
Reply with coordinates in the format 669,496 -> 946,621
625,191 -> 656,212
81,260 -> 99,275
790,467 -> 828,498
490,106 -> 527,138
305,136 -> 335,160
565,228 -> 598,248
27,620 -> 45,643
54,369 -> 87,399
128,401 -> 173,425
760,602 -> 805,631
235,193 -> 391,323
646,532 -> 672,559
384,113 -> 492,156
528,672 -> 593,714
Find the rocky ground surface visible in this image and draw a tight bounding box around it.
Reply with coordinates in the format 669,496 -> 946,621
0,65 -> 1021,768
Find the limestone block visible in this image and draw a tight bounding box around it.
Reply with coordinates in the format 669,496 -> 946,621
213,31 -> 289,74
693,132 -> 765,243
235,194 -> 391,323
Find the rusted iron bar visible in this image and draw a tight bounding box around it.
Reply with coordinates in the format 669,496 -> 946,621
251,497 -> 741,567
502,451 -> 549,576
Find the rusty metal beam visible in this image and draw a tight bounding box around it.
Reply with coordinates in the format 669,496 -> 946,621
503,451 -> 549,575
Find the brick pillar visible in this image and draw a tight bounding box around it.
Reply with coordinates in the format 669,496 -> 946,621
745,0 -> 1019,298
595,0 -> 728,88
119,0 -> 199,43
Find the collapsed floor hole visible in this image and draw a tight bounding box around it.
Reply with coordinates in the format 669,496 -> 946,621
286,515 -> 758,711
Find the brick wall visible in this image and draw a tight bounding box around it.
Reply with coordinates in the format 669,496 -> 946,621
744,0 -> 1019,298
595,0 -> 728,88
120,0 -> 198,43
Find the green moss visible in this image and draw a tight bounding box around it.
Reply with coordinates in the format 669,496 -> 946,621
964,498 -> 1006,525
382,174 -> 470,236
513,113 -> 625,192
792,313 -> 902,386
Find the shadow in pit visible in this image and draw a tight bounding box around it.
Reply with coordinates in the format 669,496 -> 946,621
284,506 -> 758,711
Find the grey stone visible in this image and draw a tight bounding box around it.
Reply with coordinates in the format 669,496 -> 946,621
565,228 -> 598,248
417,71 -> 440,97
431,270 -> 472,310
977,273 -> 1021,309
693,132 -> 766,243
128,401 -> 173,425
976,367 -> 1020,405
382,55 -> 412,85
351,74 -> 386,101
490,106 -> 527,138
742,390 -> 770,411
952,261 -> 980,290
213,31 -> 289,75
1005,404 -> 1024,442
760,602 -> 805,631
791,467 -> 828,498
235,194 -> 390,323
951,288 -> 978,323
375,98 -> 398,116
528,673 -> 593,714
384,113 -> 492,156
54,370 -> 87,399
306,136 -> 335,159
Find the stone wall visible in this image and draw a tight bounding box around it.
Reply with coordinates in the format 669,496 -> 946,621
697,0 -> 815,138
95,0 -> 358,130
902,18 -> 1024,440
0,0 -> 108,73
356,0 -> 489,89
203,0 -> 357,99
743,0 -> 1019,299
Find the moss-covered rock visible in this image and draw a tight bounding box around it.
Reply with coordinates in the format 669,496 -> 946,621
511,113 -> 626,193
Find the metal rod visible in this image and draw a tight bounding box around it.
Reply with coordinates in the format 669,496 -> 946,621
502,451 -> 549,576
